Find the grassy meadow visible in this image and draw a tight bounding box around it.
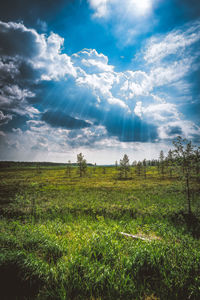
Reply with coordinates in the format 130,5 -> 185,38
1,163 -> 200,299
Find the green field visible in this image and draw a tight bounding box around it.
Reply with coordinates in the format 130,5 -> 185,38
1,163 -> 200,299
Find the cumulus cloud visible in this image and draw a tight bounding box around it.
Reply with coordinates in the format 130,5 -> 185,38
0,20 -> 77,121
72,48 -> 114,74
0,21 -> 42,58
0,21 -> 76,84
0,19 -> 200,162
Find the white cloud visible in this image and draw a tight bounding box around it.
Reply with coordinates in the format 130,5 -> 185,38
143,102 -> 180,122
87,0 -> 159,44
73,50 -> 116,108
119,70 -> 151,98
36,32 -> 77,80
149,59 -> 192,87
88,0 -> 109,18
144,20 -> 200,63
158,120 -> 200,140
124,0 -> 153,17
107,96 -> 129,109
0,21 -> 77,82
88,0 -> 154,19
134,101 -> 143,118
72,48 -> 113,74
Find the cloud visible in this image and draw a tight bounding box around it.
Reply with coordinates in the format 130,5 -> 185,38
88,0 -> 154,19
0,21 -> 77,119
88,0 -> 108,19
0,21 -> 76,83
0,110 -> 12,125
42,110 -> 92,129
31,135 -> 48,151
0,120 -> 167,163
158,120 -> 200,140
144,20 -> 200,64
0,19 -> 200,162
39,32 -> 77,80
72,48 -> 114,74
36,19 -> 47,32
0,21 -> 42,58
87,0 -> 159,44
102,113 -> 158,142
0,84 -> 35,110
134,101 -> 143,118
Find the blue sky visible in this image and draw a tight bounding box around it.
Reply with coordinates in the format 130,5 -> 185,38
0,0 -> 200,163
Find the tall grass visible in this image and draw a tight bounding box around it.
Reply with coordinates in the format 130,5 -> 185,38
0,165 -> 200,299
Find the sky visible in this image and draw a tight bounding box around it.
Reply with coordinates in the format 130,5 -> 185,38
0,0 -> 200,164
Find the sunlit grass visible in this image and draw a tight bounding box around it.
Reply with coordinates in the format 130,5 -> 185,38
0,164 -> 200,299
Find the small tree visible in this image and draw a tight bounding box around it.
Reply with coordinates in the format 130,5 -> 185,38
93,163 -> 97,174
36,163 -> 41,174
115,160 -> 118,169
132,161 -> 137,167
102,166 -> 106,174
136,161 -> 142,177
119,154 -> 130,179
77,153 -> 87,177
131,161 -> 136,177
159,150 -> 165,179
194,148 -> 200,179
143,159 -> 147,179
166,149 -> 173,178
173,136 -> 195,214
66,160 -> 72,177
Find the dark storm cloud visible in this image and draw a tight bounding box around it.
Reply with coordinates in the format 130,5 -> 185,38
42,110 -> 91,130
0,21 -> 41,58
0,21 -> 44,112
0,21 -> 46,87
0,20 -> 76,128
103,115 -> 158,142
0,113 -> 29,132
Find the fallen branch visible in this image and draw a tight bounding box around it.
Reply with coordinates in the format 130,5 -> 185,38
119,232 -> 151,241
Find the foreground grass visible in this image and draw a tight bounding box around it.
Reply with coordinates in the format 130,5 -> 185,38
1,165 -> 200,299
